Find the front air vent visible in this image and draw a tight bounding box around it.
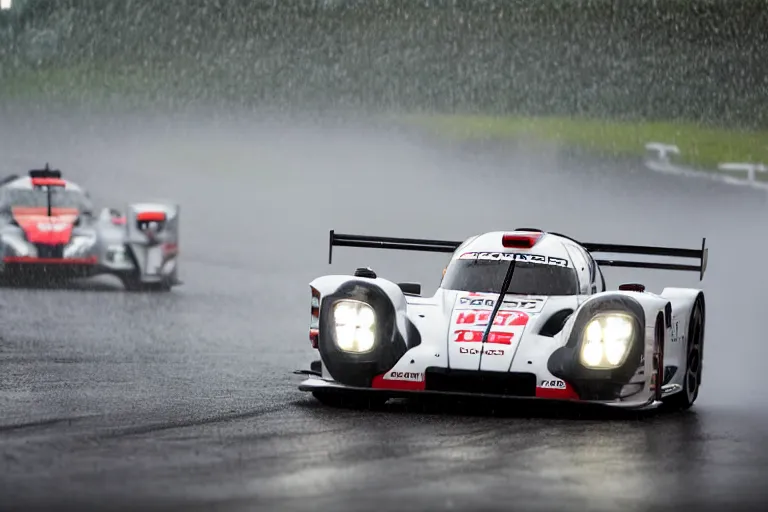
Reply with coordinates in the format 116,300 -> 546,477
35,244 -> 64,258
538,309 -> 574,337
424,368 -> 537,397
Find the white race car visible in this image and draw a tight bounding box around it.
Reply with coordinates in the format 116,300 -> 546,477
296,229 -> 708,412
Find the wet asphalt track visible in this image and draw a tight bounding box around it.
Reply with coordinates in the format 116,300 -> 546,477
1,108 -> 767,512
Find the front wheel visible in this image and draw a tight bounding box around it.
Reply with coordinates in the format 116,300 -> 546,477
662,296 -> 705,411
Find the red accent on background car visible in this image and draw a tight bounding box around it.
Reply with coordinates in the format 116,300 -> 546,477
136,211 -> 166,222
11,207 -> 78,245
110,216 -> 126,225
371,374 -> 426,391
501,232 -> 542,249
3,256 -> 98,265
535,382 -> 580,400
12,206 -> 78,217
30,177 -> 66,187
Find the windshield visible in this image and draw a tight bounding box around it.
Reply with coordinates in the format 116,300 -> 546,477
442,258 -> 580,296
1,188 -> 93,212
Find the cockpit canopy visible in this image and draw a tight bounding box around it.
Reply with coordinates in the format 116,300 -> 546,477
441,254 -> 580,296
0,186 -> 94,214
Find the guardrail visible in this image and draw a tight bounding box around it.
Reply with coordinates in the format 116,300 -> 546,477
717,162 -> 768,183
644,142 -> 768,192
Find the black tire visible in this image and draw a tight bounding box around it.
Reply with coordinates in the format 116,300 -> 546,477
120,246 -> 175,292
312,391 -> 388,410
120,275 -> 172,292
662,295 -> 705,411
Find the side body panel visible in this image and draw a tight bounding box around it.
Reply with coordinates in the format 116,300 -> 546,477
658,287 -> 703,394
124,202 -> 181,284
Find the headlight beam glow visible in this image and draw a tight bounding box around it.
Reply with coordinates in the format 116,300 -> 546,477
579,313 -> 635,369
332,299 -> 376,353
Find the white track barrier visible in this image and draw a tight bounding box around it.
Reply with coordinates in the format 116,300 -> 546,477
644,142 -> 768,192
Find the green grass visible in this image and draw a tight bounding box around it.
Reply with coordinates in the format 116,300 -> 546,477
406,114 -> 768,180
2,63 -> 138,99
0,62 -> 209,109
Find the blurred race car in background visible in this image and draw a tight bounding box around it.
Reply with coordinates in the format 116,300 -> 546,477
0,164 -> 181,291
296,229 -> 708,412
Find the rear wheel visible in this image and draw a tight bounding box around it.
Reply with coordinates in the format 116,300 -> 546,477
312,391 -> 388,410
662,296 -> 704,410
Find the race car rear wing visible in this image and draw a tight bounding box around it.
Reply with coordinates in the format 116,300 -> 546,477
328,230 -> 460,264
28,164 -> 62,180
327,230 -> 708,280
581,239 -> 708,280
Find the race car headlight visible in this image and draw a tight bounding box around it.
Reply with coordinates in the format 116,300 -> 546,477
64,234 -> 96,257
332,299 -> 376,353
580,313 -> 635,369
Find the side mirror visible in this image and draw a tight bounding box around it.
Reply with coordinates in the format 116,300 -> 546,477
398,282 -> 421,296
